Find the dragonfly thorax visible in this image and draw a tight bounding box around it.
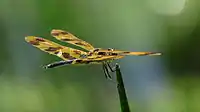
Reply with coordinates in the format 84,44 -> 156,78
89,48 -> 115,56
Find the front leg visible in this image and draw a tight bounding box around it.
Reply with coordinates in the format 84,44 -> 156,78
106,62 -> 117,72
102,63 -> 112,80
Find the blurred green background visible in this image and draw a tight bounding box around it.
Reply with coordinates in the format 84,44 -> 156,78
0,0 -> 200,112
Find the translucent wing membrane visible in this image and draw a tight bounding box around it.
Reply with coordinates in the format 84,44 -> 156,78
127,52 -> 161,56
67,55 -> 123,65
96,49 -> 161,56
114,51 -> 162,56
67,56 -> 124,65
25,36 -> 87,60
74,55 -> 124,64
85,55 -> 124,61
51,29 -> 95,51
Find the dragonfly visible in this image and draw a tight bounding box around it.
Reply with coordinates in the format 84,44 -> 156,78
25,29 -> 161,79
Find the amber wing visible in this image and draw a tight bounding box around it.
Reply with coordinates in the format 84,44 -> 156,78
114,51 -> 162,56
51,29 -> 95,51
72,55 -> 124,64
25,36 -> 87,60
97,49 -> 161,56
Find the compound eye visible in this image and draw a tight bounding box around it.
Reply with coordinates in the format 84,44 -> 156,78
108,48 -> 114,51
93,48 -> 100,52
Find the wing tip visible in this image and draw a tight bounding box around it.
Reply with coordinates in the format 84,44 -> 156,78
51,29 -> 68,36
25,36 -> 35,42
25,36 -> 46,44
51,29 -> 59,33
151,52 -> 162,55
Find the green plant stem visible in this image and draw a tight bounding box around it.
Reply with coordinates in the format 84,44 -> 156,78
115,64 -> 130,112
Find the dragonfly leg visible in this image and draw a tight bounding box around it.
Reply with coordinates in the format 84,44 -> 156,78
102,64 -> 108,79
106,62 -> 116,72
103,63 -> 112,80
43,60 -> 74,69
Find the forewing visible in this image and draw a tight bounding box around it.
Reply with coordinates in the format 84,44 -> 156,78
25,36 -> 87,60
126,51 -> 161,56
73,55 -> 124,64
99,49 -> 161,56
112,50 -> 161,56
88,55 -> 124,60
51,29 -> 95,51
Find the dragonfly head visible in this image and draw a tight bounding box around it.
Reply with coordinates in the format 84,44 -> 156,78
107,48 -> 114,51
88,48 -> 101,56
92,48 -> 101,52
